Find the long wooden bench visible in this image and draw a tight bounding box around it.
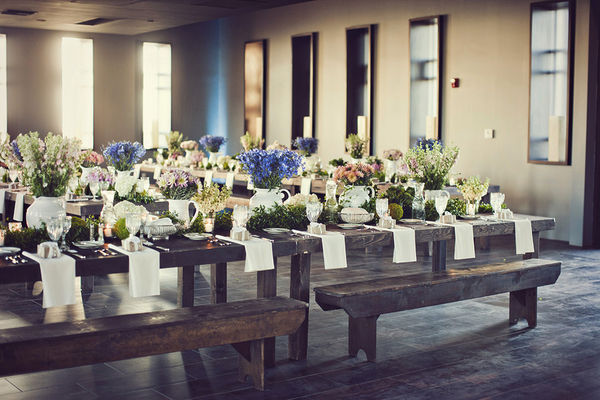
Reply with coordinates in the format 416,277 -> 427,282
0,296 -> 307,390
314,258 -> 561,362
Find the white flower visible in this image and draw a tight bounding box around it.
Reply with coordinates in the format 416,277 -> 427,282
113,200 -> 146,220
115,175 -> 137,198
284,193 -> 319,206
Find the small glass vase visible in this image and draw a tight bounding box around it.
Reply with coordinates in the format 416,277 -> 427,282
466,198 -> 481,216
204,215 -> 215,233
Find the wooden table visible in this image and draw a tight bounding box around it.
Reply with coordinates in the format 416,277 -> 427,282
0,214 -> 554,365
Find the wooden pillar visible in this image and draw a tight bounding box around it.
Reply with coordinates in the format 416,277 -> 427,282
289,252 -> 310,360
177,265 -> 195,307
210,263 -> 227,304
257,256 -> 277,368
432,240 -> 447,272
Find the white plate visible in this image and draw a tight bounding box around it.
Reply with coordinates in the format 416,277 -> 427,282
337,223 -> 362,230
0,247 -> 20,255
459,215 -> 480,220
184,233 -> 210,241
263,228 -> 291,234
73,241 -> 104,249
399,219 -> 426,225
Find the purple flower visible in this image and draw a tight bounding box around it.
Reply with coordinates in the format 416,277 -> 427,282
293,137 -> 318,156
199,135 -> 227,153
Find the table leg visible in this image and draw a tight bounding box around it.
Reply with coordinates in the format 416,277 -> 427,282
257,256 -> 277,368
432,240 -> 447,272
210,262 -> 227,304
523,231 -> 540,260
177,265 -> 195,307
81,276 -> 94,293
289,252 -> 311,360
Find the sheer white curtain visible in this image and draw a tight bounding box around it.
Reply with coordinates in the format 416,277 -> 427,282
142,42 -> 171,149
62,37 -> 93,149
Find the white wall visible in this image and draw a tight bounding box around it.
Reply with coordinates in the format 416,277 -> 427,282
213,0 -> 590,244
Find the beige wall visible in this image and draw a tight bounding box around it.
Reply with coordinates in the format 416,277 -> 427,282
216,0 -> 590,244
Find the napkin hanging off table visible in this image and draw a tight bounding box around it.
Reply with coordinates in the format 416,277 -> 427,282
292,230 -> 347,269
370,225 -> 417,263
109,243 -> 160,297
23,251 -> 78,308
215,235 -> 274,272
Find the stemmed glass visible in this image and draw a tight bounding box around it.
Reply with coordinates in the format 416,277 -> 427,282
490,192 -> 505,218
376,198 -> 389,226
45,217 -> 64,249
139,177 -> 150,192
8,169 -> 18,187
89,181 -> 100,200
60,216 -> 72,251
232,205 -> 248,228
125,212 -> 142,239
139,209 -> 148,242
306,202 -> 323,225
434,191 -> 450,222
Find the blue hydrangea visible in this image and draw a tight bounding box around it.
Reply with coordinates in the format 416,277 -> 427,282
102,141 -> 146,171
237,148 -> 304,189
293,137 -> 318,156
415,138 -> 443,151
11,140 -> 21,160
199,135 -> 227,153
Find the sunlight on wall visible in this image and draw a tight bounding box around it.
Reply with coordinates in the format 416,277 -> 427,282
143,42 -> 171,149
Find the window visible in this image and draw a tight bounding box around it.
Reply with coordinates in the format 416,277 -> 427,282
62,37 -> 93,149
528,1 -> 573,164
143,42 -> 171,149
0,34 -> 7,134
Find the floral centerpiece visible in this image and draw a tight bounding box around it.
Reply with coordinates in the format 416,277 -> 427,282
216,155 -> 232,170
383,149 -> 403,161
0,136 -> 23,169
240,132 -> 264,151
114,174 -> 139,199
293,137 -> 318,157
403,139 -> 459,190
345,134 -> 367,160
181,140 -> 198,151
167,131 -> 184,159
87,168 -> 114,187
199,135 -> 226,153
189,151 -> 204,168
237,148 -> 304,210
157,168 -> 199,200
456,176 -> 489,215
81,150 -> 104,168
17,132 -> 82,227
284,193 -> 319,206
266,140 -> 287,151
333,163 -> 375,187
193,183 -> 232,232
103,141 -> 146,172
382,149 -> 404,183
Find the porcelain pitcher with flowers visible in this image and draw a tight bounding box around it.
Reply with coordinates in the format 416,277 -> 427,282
339,186 -> 374,208
332,163 -> 376,208
249,188 -> 291,211
157,169 -> 201,227
167,199 -> 200,227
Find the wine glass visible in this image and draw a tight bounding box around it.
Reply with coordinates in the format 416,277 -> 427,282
232,205 -> 248,228
89,181 -> 100,200
306,202 -> 323,224
434,191 -> 450,221
125,212 -> 142,239
8,169 -> 18,187
45,217 -> 64,246
490,192 -> 505,217
139,209 -> 148,242
375,198 -> 389,226
60,216 -> 72,251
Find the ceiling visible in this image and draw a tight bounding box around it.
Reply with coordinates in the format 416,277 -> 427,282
0,0 -> 314,35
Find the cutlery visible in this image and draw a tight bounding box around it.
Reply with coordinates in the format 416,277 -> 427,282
67,249 -> 86,259
146,242 -> 170,251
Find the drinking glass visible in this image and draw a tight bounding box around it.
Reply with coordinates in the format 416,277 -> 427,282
306,202 -> 323,224
45,217 -> 64,244
125,212 -> 142,238
139,210 -> 148,241
89,181 -> 100,200
140,176 -> 150,192
490,192 -> 505,217
232,205 -> 248,228
376,198 -> 389,225
434,191 -> 450,221
60,216 -> 72,251
8,169 -> 18,186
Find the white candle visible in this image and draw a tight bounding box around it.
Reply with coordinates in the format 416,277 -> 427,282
426,115 -> 438,140
357,115 -> 368,141
303,116 -> 312,138
548,115 -> 564,162
255,116 -> 262,138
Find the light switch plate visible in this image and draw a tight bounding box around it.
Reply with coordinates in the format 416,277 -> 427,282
484,129 -> 495,139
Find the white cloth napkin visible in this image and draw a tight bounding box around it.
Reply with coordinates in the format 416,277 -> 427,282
13,192 -> 24,221
511,218 -> 534,254
153,165 -> 162,180
23,252 -> 78,308
225,172 -> 235,189
0,188 -> 6,215
215,235 -> 275,272
133,164 -> 141,179
445,222 -> 475,260
204,170 -> 213,187
109,244 -> 160,297
300,178 -> 312,195
292,230 -> 347,269
370,225 -> 417,263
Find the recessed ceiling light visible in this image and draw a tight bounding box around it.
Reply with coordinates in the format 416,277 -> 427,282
36,18 -> 46,22
1,9 -> 37,16
76,17 -> 118,26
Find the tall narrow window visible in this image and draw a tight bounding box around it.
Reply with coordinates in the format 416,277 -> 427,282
62,37 -> 93,149
143,42 -> 171,149
0,34 -> 6,134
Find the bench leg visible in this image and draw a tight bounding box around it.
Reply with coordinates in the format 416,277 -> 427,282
210,262 -> 227,304
289,253 -> 311,361
233,340 -> 265,391
348,315 -> 379,362
257,256 -> 277,368
177,265 -> 195,307
509,288 -> 537,328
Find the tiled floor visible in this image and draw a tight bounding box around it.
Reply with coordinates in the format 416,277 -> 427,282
0,235 -> 598,399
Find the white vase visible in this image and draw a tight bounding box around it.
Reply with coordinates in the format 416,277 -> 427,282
167,199 -> 200,227
26,197 -> 66,229
80,166 -> 94,184
116,170 -> 134,179
208,152 -> 220,164
339,185 -> 374,208
100,190 -> 117,225
249,188 -> 291,212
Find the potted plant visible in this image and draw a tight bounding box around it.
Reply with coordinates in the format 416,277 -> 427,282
157,169 -> 200,227
237,148 -> 304,211
199,135 -> 227,164
403,139 -> 459,191
333,163 -> 376,208
16,132 -> 82,228
193,183 -> 232,232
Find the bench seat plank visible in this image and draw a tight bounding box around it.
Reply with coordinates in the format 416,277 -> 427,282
315,259 -> 561,318
0,297 -> 306,381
